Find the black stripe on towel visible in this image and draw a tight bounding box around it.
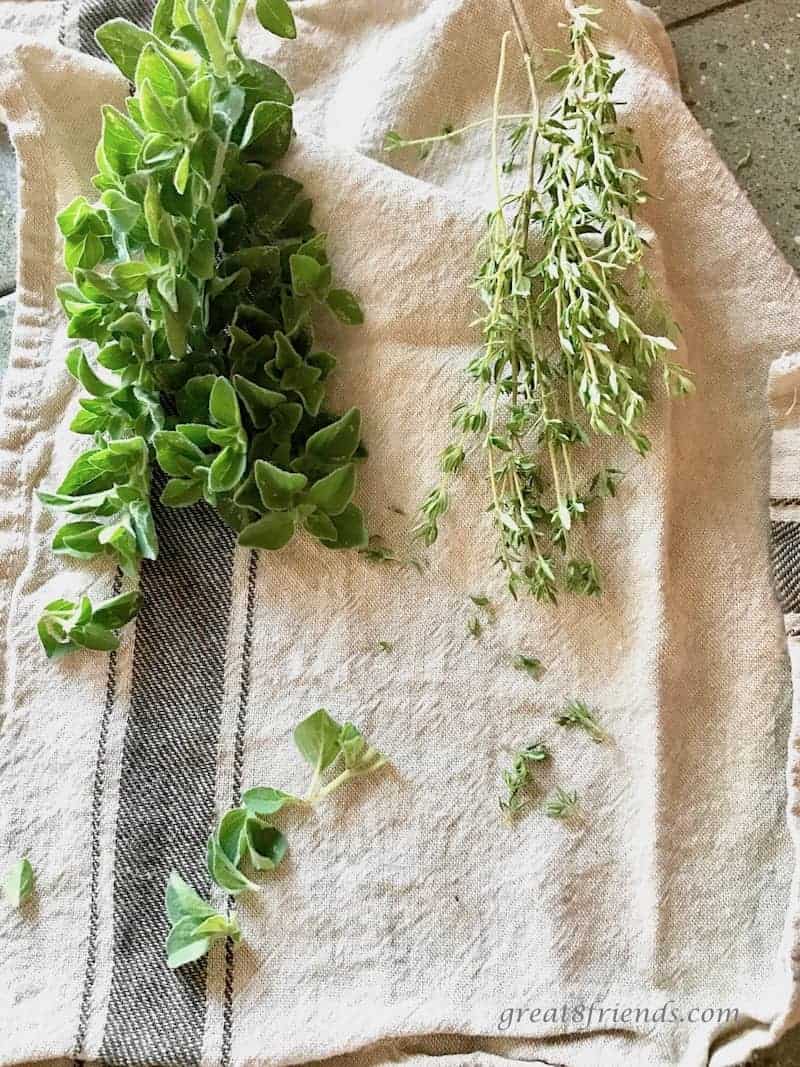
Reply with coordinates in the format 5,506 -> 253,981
221,549 -> 259,1067
98,478 -> 236,1067
73,572 -> 122,1062
771,520 -> 800,615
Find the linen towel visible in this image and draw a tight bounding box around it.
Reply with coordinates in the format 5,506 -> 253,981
1,2 -> 799,1066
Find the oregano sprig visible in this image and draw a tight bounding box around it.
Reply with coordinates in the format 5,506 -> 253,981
38,0 -> 367,656
169,708 -> 388,968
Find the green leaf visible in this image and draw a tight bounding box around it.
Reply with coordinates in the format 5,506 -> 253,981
245,819 -> 287,871
140,78 -> 175,134
206,835 -> 258,895
208,445 -> 247,494
101,106 -> 143,177
237,57 -> 293,109
293,708 -> 341,775
240,100 -> 292,151
65,348 -> 116,398
161,477 -> 203,508
166,917 -> 213,969
52,521 -> 104,560
305,408 -> 361,463
95,18 -> 155,79
4,858 -> 34,908
289,253 -> 331,299
216,808 -> 249,867
255,0 -> 297,39
165,871 -> 216,925
233,376 -> 284,429
92,590 -> 141,629
154,429 -> 207,477
307,464 -> 355,515
305,509 -> 337,542
152,0 -> 176,41
254,459 -> 307,509
210,376 -> 241,428
238,510 -> 296,551
327,288 -> 364,325
135,42 -> 183,104
325,502 -> 368,549
242,786 -> 299,817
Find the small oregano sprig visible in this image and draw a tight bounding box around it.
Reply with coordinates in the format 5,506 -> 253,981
37,590 -> 140,659
164,872 -> 240,969
3,858 -> 35,908
500,741 -> 549,820
168,708 -> 387,968
39,0 -> 367,657
389,2 -> 691,604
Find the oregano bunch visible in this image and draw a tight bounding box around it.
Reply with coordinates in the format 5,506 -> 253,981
38,0 -> 367,656
388,1 -> 692,603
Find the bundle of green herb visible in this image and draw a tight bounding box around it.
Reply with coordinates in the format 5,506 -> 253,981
168,708 -> 387,967
38,0 -> 366,657
389,2 -> 691,603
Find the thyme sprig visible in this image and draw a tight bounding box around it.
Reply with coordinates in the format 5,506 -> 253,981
500,741 -> 549,820
555,698 -> 607,742
395,3 -> 691,603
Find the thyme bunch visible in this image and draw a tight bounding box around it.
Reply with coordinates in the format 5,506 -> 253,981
395,2 -> 691,603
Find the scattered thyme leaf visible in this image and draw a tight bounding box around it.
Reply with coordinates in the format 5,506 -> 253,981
467,615 -> 482,639
500,742 -> 549,820
377,640 -> 394,652
512,654 -> 545,680
555,699 -> 607,743
544,787 -> 583,822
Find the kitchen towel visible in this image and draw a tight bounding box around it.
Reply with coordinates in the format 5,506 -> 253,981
1,2 -> 799,1066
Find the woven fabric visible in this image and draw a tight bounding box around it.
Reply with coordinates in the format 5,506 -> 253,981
0,2 -> 799,1066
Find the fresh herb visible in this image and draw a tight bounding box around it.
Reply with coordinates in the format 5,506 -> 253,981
38,0 -> 367,656
500,741 -> 549,819
397,3 -> 691,602
555,699 -> 607,743
359,534 -> 427,574
37,590 -> 140,659
544,787 -> 583,822
242,785 -> 299,817
295,709 -> 387,803
168,707 -> 387,967
164,872 -> 240,969
467,615 -> 482,639
3,858 -> 34,908
207,805 -> 287,893
469,593 -> 496,621
376,639 -> 394,652
512,653 -> 544,680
